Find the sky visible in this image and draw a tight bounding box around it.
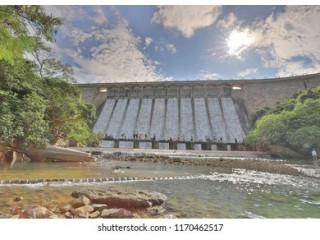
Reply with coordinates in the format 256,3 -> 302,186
42,5 -> 320,83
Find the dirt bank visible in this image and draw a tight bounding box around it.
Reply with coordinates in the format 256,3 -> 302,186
98,154 -> 301,176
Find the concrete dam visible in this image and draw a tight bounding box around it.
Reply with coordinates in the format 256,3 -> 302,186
77,73 -> 320,150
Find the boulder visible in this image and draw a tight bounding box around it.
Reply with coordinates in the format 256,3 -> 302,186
71,187 -> 167,209
25,209 -> 36,218
10,215 -> 20,219
13,197 -> 23,202
48,206 -> 60,213
64,212 -> 73,218
30,146 -> 95,162
147,206 -> 165,216
100,208 -> 132,218
11,206 -> 27,218
59,204 -> 72,214
89,211 -> 100,218
91,204 -> 108,212
71,196 -> 91,208
72,205 -> 94,218
34,206 -> 50,218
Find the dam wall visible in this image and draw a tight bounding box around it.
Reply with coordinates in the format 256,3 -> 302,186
77,73 -> 320,149
79,73 -> 320,116
93,96 -> 245,143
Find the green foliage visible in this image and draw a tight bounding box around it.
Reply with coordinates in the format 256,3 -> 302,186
251,87 -> 320,126
0,6 -> 61,64
41,78 -> 96,145
0,58 -> 48,148
32,39 -> 76,83
0,6 -> 61,41
247,87 -> 320,153
41,59 -> 76,83
0,59 -> 41,94
0,89 -> 49,148
0,26 -> 34,64
286,126 -> 320,148
0,6 -> 97,157
17,93 -> 50,147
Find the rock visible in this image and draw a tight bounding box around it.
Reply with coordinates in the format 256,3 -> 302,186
59,204 -> 72,214
11,206 -> 27,218
64,212 -> 73,218
113,166 -> 131,170
10,215 -> 20,218
89,211 -> 100,218
71,195 -> 91,208
34,206 -> 50,218
30,146 -> 94,162
48,214 -> 59,219
161,214 -> 177,219
100,208 -> 132,218
47,205 -> 60,213
91,204 -> 108,212
71,187 -> 167,209
14,197 -> 23,202
72,205 -> 94,218
25,209 -> 36,218
0,213 -> 12,218
147,206 -> 165,216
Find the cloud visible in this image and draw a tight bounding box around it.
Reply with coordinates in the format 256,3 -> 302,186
163,76 -> 174,81
44,5 -> 108,26
218,13 -> 237,28
247,6 -> 320,76
152,6 -> 222,38
277,61 -> 320,77
47,8 -> 163,83
145,37 -> 153,48
166,44 -> 177,54
154,39 -> 177,54
63,27 -> 92,46
201,71 -> 220,79
154,60 -> 161,66
44,6 -> 85,22
237,68 -> 258,77
91,6 -> 108,25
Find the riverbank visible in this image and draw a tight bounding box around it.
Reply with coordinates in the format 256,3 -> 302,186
71,147 -> 273,159
97,153 -> 301,176
69,147 -> 302,175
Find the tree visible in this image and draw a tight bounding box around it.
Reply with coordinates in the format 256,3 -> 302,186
0,5 -> 61,63
246,87 -> 320,155
32,39 -> 76,82
41,78 -> 96,145
0,6 -> 97,162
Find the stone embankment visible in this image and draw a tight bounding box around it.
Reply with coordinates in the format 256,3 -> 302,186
7,187 -> 171,219
98,154 -> 300,176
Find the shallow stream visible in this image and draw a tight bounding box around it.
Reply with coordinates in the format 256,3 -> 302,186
0,159 -> 319,218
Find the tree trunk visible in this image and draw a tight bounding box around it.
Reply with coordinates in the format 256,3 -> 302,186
10,151 -> 17,168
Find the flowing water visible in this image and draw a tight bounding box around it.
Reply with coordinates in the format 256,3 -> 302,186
93,97 -> 246,143
0,159 -> 319,218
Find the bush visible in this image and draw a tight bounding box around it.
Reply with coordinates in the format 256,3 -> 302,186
246,87 -> 320,154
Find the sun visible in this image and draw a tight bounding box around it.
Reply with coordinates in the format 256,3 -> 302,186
227,30 -> 253,57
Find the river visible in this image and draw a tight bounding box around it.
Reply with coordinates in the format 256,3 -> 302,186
0,159 -> 319,218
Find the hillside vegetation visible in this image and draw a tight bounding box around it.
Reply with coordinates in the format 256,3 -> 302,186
246,86 -> 320,155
